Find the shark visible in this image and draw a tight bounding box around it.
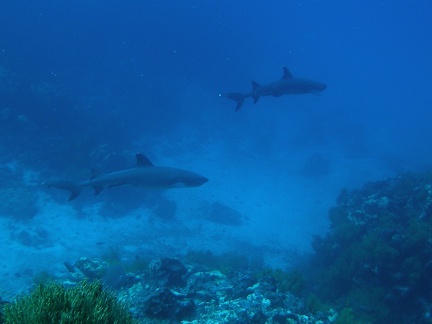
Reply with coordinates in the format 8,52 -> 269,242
220,67 -> 327,111
45,153 -> 208,200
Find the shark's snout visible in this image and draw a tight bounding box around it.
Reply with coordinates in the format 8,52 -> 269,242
185,175 -> 209,187
317,83 -> 327,92
171,171 -> 209,188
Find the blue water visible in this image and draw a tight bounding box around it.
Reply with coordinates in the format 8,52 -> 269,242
1,0 -> 432,305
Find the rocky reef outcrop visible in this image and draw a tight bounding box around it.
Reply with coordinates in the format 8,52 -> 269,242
311,172 -> 432,323
57,256 -> 332,323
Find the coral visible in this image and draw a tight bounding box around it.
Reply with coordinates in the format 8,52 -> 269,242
112,256 -> 332,323
310,173 -> 432,323
1,280 -> 136,323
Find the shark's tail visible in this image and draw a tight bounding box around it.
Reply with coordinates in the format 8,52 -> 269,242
44,180 -> 81,201
219,92 -> 249,111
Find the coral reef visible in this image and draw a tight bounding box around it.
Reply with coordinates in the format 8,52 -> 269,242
117,257 -> 330,323
30,255 -> 332,323
310,172 -> 432,323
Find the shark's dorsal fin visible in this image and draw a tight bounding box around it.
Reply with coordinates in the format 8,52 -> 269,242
281,67 -> 293,79
136,153 -> 154,167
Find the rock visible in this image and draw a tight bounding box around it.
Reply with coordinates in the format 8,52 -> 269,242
66,256 -> 331,323
74,257 -> 109,280
256,275 -> 278,293
229,272 -> 257,299
144,287 -> 195,321
149,257 -> 188,287
206,202 -> 244,226
185,270 -> 229,302
251,310 -> 268,323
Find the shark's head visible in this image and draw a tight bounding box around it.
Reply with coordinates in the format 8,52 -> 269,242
313,82 -> 327,92
175,172 -> 209,187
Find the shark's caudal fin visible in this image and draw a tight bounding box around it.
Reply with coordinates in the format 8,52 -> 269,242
219,92 -> 248,111
44,180 -> 81,201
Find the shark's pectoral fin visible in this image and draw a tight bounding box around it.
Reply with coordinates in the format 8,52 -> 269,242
252,81 -> 260,92
45,180 -> 81,201
69,191 -> 81,201
251,81 -> 260,104
252,95 -> 260,104
93,186 -> 104,195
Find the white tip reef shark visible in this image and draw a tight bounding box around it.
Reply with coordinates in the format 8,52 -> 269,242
45,153 -> 208,200
220,67 -> 327,111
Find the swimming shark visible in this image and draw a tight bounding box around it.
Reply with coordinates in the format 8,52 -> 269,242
220,67 -> 327,111
45,153 -> 208,200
